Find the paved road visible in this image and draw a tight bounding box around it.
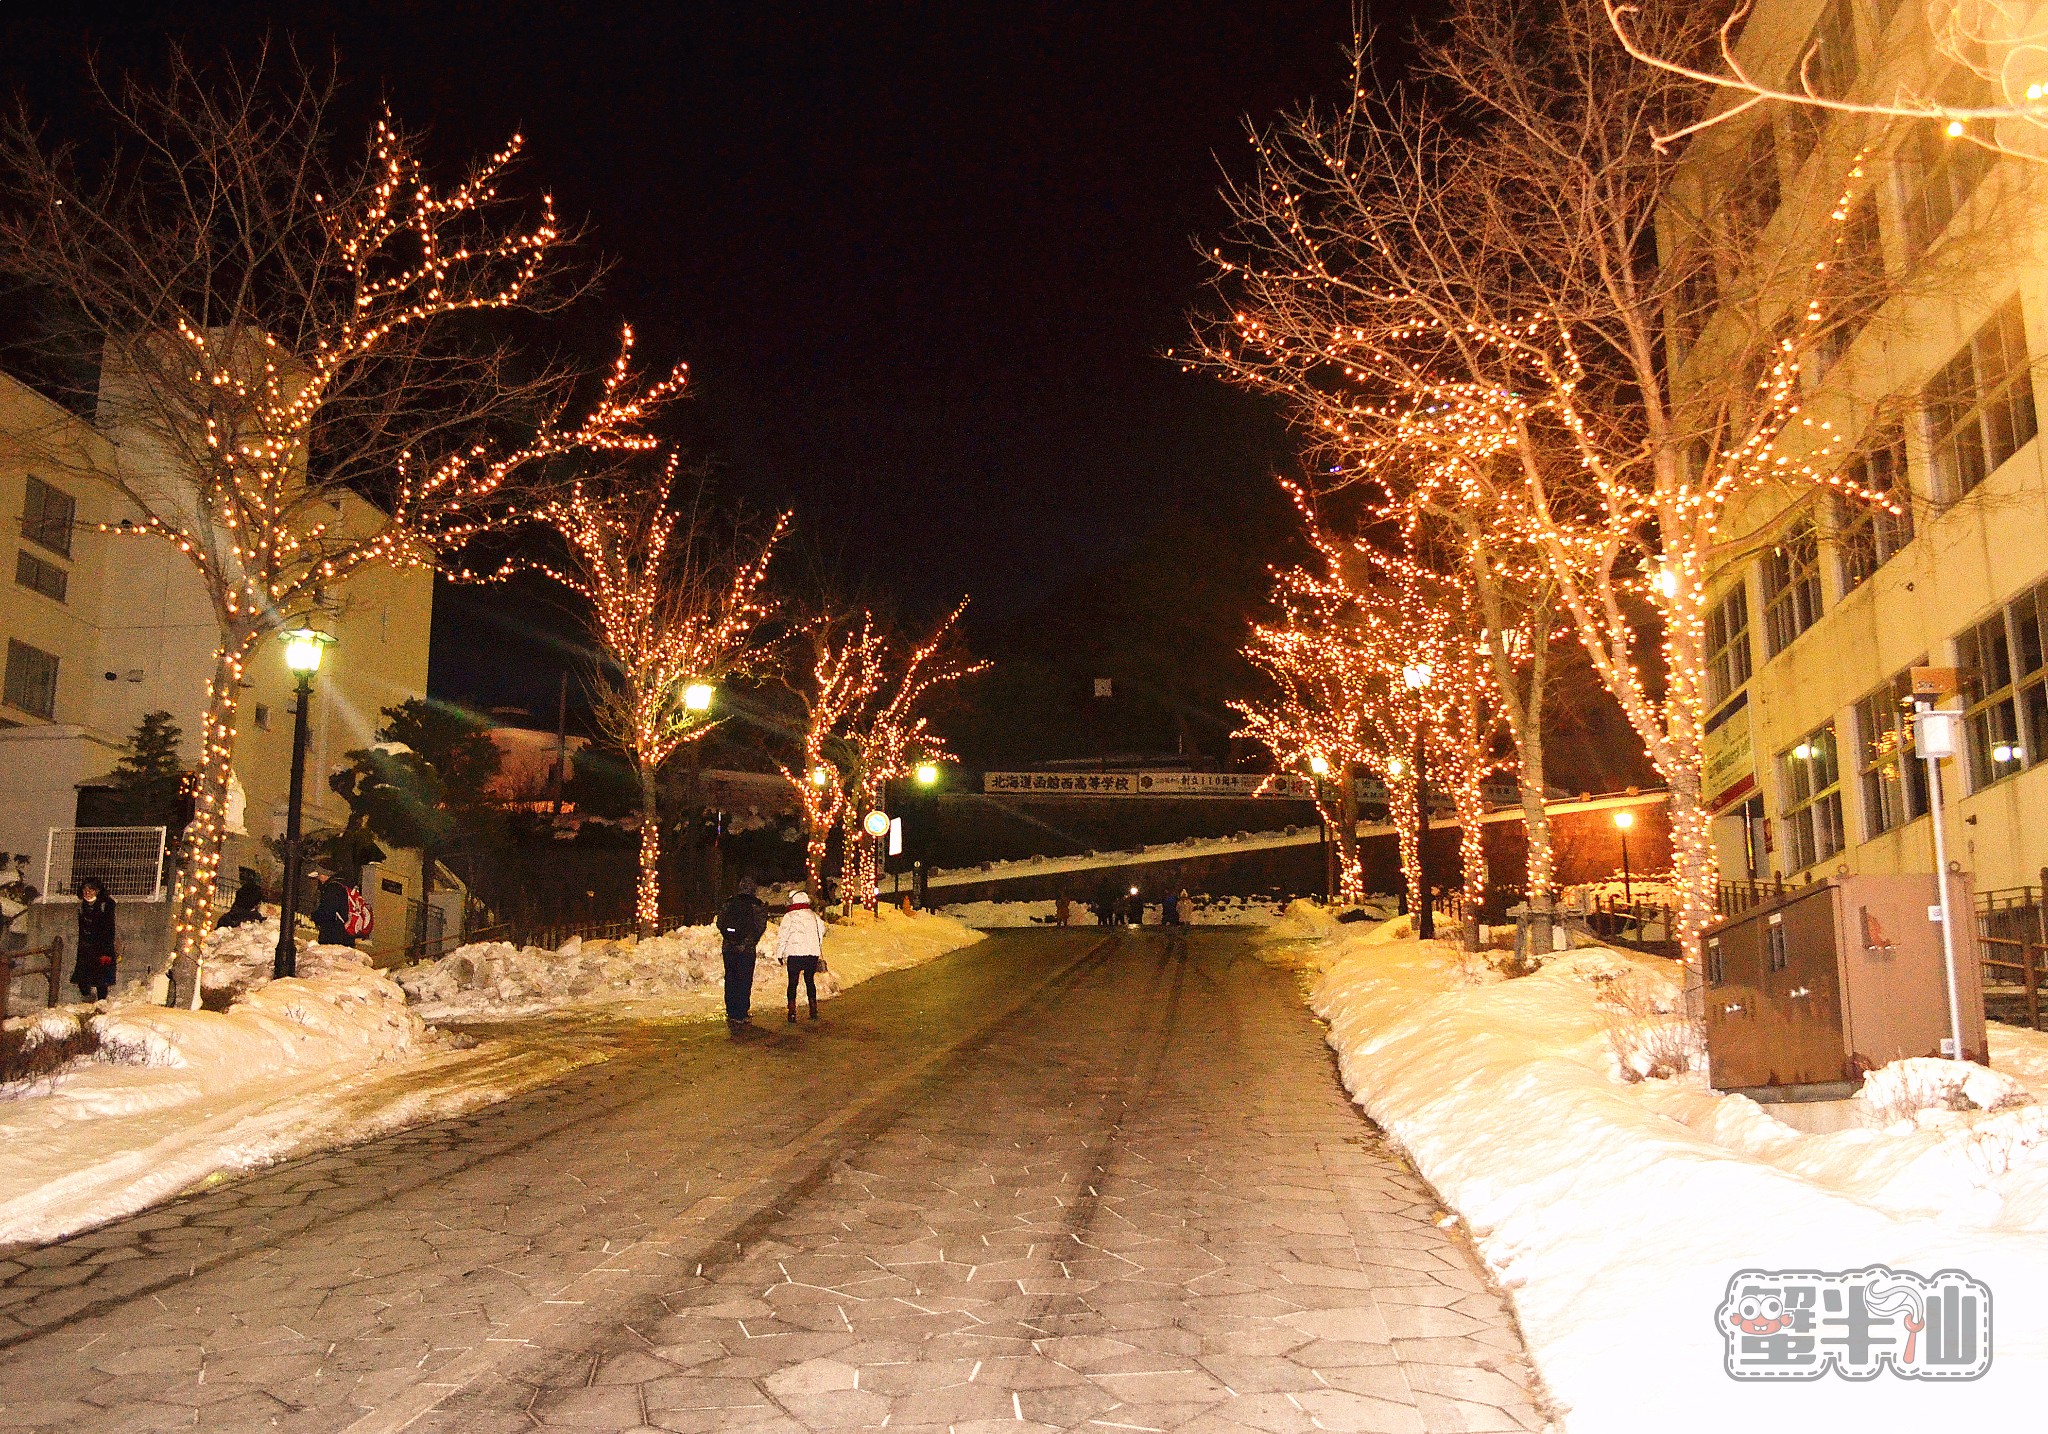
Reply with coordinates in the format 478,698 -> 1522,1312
0,929 -> 1544,1433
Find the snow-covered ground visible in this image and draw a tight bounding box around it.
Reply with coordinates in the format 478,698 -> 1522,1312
0,920 -> 592,1246
1275,910 -> 2048,1430
393,906 -> 983,1021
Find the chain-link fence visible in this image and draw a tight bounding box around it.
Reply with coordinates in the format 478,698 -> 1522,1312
44,826 -> 168,901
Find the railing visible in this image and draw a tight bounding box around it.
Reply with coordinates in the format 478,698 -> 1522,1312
0,939 -> 63,1022
456,916 -> 639,955
1576,895 -> 1680,956
1715,873 -> 1822,917
1977,882 -> 2046,1030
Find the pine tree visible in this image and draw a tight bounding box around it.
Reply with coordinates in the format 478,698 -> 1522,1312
105,711 -> 187,826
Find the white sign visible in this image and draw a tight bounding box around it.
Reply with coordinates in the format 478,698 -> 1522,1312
888,816 -> 903,856
862,809 -> 890,837
983,770 -> 1392,801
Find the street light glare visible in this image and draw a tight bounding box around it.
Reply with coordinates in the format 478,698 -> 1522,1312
1614,809 -> 1636,830
1309,754 -> 1330,776
280,627 -> 333,676
1402,662 -> 1433,690
811,765 -> 830,788
915,762 -> 940,786
683,682 -> 714,712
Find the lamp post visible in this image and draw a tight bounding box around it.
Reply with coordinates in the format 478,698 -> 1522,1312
1614,808 -> 1636,908
274,626 -> 334,980
1403,662 -> 1434,939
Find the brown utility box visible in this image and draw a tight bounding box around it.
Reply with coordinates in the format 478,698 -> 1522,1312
1703,875 -> 1987,1101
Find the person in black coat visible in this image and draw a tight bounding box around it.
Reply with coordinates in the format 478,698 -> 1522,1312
215,870 -> 266,929
310,865 -> 354,947
72,876 -> 118,1001
715,876 -> 770,1027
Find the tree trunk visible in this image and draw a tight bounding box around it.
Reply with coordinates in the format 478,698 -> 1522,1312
1390,770 -> 1422,918
1334,776 -> 1363,904
167,639 -> 256,1007
636,761 -> 661,938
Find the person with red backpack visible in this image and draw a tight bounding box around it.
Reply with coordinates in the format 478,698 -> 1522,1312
309,863 -> 374,948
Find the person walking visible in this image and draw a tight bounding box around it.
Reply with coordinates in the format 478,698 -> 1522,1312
309,865 -> 356,948
716,877 -> 770,1028
1161,887 -> 1181,928
775,889 -> 827,1023
1125,886 -> 1146,927
71,876 -> 118,1001
1054,892 -> 1071,927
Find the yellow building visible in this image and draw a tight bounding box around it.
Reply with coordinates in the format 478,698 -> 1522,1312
1679,0 -> 2048,903
0,367 -> 435,959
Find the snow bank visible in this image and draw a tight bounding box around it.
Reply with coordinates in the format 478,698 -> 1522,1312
395,906 -> 985,1021
1300,922 -> 2048,1431
0,945 -> 499,1244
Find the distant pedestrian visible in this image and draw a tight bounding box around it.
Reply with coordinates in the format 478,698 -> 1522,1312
215,869 -> 266,930
1054,893 -> 1071,927
72,876 -> 118,1001
1162,888 -> 1181,927
775,889 -> 827,1023
1093,876 -> 1117,927
1125,886 -> 1145,927
716,877 -> 770,1028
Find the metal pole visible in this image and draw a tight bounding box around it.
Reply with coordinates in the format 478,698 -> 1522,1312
1621,830 -> 1633,908
1415,724 -> 1434,939
1924,742 -> 1965,1062
549,670 -> 568,819
274,672 -> 313,980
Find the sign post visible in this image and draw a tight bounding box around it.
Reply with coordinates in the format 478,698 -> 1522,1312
1912,666 -> 1965,1061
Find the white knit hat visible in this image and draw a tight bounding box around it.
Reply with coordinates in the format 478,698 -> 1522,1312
787,890 -> 812,908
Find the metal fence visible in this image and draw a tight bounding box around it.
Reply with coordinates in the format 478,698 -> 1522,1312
44,826 -> 168,901
1977,883 -> 2046,1030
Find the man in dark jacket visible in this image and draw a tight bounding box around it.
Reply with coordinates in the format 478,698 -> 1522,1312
310,865 -> 354,947
715,877 -> 769,1028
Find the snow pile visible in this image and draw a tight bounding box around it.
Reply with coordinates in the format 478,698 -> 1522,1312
0,949 -> 479,1244
198,915 -> 359,999
395,906 -> 984,1021
1305,922 -> 2048,1430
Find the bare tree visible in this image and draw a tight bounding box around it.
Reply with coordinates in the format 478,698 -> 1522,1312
492,468 -> 786,935
1191,0 -> 1917,968
772,610 -> 883,899
835,602 -> 986,910
0,50 -> 684,987
1605,0 -> 2048,158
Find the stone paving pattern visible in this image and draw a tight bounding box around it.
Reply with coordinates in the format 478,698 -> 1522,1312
0,929 -> 1544,1432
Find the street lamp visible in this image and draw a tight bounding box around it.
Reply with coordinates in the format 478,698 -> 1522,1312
1614,808 -> 1636,907
915,762 -> 939,786
274,626 -> 334,981
1308,755 -> 1333,900
811,764 -> 831,788
683,681 -> 715,713
1403,662 -> 1435,939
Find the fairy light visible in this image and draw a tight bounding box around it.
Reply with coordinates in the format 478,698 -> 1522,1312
147,116 -> 680,974
481,467 -> 787,935
1185,86 -> 1889,967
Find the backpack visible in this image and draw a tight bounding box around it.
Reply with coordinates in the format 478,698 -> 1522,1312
342,884 -> 374,938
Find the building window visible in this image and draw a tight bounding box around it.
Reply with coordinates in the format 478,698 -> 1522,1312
1761,520 -> 1823,656
3,639 -> 58,720
1835,428 -> 1913,591
1805,0 -> 1859,101
1778,722 -> 1844,874
1853,667 -> 1929,838
21,476 -> 75,558
1958,585 -> 2048,789
1925,299 -> 2037,503
1670,247 -> 1720,367
1707,585 -> 1753,708
14,549 -> 66,602
253,703 -> 270,732
1895,106 -> 1996,259
1727,126 -> 1782,244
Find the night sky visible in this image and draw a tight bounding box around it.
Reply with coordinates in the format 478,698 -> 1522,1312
0,6 -> 1688,786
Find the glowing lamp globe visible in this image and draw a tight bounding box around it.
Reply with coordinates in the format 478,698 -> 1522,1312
811,765 -> 831,788
1308,754 -> 1330,777
914,763 -> 939,786
1614,810 -> 1636,831
1402,662 -> 1433,690
280,627 -> 334,677
683,682 -> 715,713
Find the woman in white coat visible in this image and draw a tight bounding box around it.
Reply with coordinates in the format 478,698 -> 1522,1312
774,889 -> 827,1023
